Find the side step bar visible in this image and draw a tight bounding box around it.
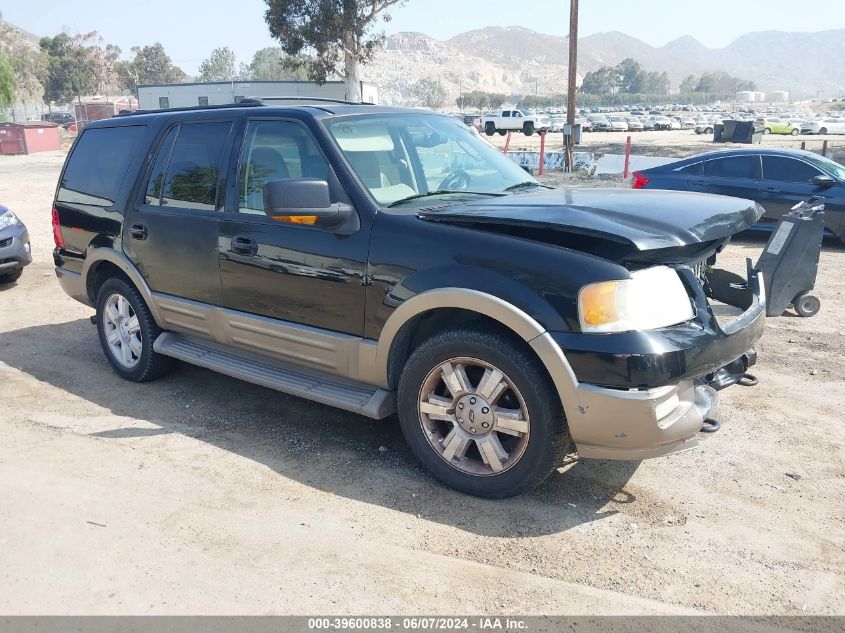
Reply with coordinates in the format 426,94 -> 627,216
153,332 -> 396,419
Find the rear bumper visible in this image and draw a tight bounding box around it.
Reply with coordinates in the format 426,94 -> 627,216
55,266 -> 91,306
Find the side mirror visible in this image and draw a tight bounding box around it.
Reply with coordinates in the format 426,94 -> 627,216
812,174 -> 835,188
263,178 -> 350,228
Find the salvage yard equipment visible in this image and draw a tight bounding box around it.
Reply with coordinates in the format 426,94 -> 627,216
756,197 -> 826,317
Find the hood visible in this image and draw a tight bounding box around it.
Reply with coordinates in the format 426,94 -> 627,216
418,188 -> 763,264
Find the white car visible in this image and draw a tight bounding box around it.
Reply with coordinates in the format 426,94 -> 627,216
668,118 -> 682,130
608,116 -> 629,131
800,118 -> 845,135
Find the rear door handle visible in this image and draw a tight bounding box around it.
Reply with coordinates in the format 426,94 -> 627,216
129,224 -> 148,240
230,235 -> 258,256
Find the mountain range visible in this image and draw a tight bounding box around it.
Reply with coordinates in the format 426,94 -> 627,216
368,26 -> 845,105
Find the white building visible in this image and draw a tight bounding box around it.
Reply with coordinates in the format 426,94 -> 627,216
137,80 -> 379,110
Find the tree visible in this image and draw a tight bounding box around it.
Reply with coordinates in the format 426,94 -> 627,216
641,71 -> 670,95
411,78 -> 446,110
580,66 -> 617,95
246,47 -> 309,81
116,43 -> 186,91
0,52 -> 15,111
198,47 -> 237,82
264,0 -> 408,102
40,33 -> 101,102
679,75 -> 697,93
616,58 -> 645,93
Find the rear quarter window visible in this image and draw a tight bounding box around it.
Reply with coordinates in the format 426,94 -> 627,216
58,126 -> 146,206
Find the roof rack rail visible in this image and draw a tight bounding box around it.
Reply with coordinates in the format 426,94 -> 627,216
238,96 -> 373,106
116,101 -> 265,117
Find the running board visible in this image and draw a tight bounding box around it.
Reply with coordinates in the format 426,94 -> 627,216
153,332 -> 396,419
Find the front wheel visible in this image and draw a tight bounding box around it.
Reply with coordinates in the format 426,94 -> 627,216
790,128 -> 799,136
0,268 -> 23,284
763,128 -> 771,134
397,327 -> 569,498
523,122 -> 535,136
819,128 -> 828,135
484,122 -> 496,136
96,277 -> 174,382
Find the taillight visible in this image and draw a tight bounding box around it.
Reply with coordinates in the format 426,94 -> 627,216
52,207 -> 64,248
631,172 -> 650,189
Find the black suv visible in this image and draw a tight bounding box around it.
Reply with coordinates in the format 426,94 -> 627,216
53,100 -> 766,497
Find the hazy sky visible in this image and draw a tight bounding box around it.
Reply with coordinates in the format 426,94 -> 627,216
3,0 -> 844,74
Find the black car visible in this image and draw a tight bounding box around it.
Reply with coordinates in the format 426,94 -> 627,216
633,148 -> 845,241
52,100 -> 765,497
41,112 -> 75,126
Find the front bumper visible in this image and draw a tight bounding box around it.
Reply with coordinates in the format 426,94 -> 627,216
0,228 -> 32,273
552,263 -> 766,460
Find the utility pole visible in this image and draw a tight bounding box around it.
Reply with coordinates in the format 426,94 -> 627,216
565,0 -> 579,172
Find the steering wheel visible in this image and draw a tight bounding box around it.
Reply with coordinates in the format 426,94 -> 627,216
437,169 -> 471,192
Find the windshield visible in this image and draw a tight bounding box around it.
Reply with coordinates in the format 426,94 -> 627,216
802,153 -> 845,181
326,114 -> 537,205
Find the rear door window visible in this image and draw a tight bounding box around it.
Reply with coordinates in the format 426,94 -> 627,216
58,126 -> 145,206
702,156 -> 760,180
761,156 -> 823,183
145,121 -> 232,211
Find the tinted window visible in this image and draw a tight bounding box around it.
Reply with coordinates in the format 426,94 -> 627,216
198,97 -> 209,107
144,127 -> 178,205
58,126 -> 145,206
159,97 -> 169,109
702,156 -> 759,179
238,120 -> 330,215
679,162 -> 703,175
502,111 -> 510,118
762,156 -> 822,183
159,122 -> 231,210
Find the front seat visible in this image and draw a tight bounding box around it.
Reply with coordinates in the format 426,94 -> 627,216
245,147 -> 290,211
346,152 -> 390,190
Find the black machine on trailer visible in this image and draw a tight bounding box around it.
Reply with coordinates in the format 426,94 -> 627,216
756,197 -> 826,318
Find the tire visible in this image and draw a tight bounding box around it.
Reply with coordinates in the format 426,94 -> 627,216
793,293 -> 821,318
523,122 -> 535,136
95,277 -> 174,382
397,326 -> 569,498
819,128 -> 827,135
484,122 -> 496,136
0,268 -> 23,284
498,130 -> 507,136
705,127 -> 713,134
763,128 -> 771,135
790,128 -> 799,136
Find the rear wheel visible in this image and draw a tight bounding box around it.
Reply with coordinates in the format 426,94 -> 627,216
819,128 -> 828,135
397,327 -> 569,498
790,128 -> 799,136
484,122 -> 496,136
498,130 -> 507,136
96,277 -> 174,382
763,128 -> 771,134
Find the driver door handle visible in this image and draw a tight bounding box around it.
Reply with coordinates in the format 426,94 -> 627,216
230,235 -> 258,256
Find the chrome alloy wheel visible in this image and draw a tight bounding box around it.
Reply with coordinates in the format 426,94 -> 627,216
102,293 -> 142,369
418,357 -> 530,476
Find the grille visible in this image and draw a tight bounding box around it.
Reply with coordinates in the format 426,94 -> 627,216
0,238 -> 12,248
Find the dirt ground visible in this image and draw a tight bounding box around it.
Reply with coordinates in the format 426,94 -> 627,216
0,150 -> 843,616
488,128 -> 845,163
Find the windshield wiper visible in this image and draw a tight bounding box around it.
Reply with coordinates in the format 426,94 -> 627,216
503,181 -> 553,192
387,190 -> 504,208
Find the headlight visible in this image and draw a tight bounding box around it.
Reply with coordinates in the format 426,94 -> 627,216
578,266 -> 694,334
0,211 -> 20,230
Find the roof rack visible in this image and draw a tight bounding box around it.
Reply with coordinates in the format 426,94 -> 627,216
116,101 -> 265,117
239,96 -> 374,106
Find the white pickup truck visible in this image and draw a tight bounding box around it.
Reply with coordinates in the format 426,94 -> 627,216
481,109 -> 551,136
